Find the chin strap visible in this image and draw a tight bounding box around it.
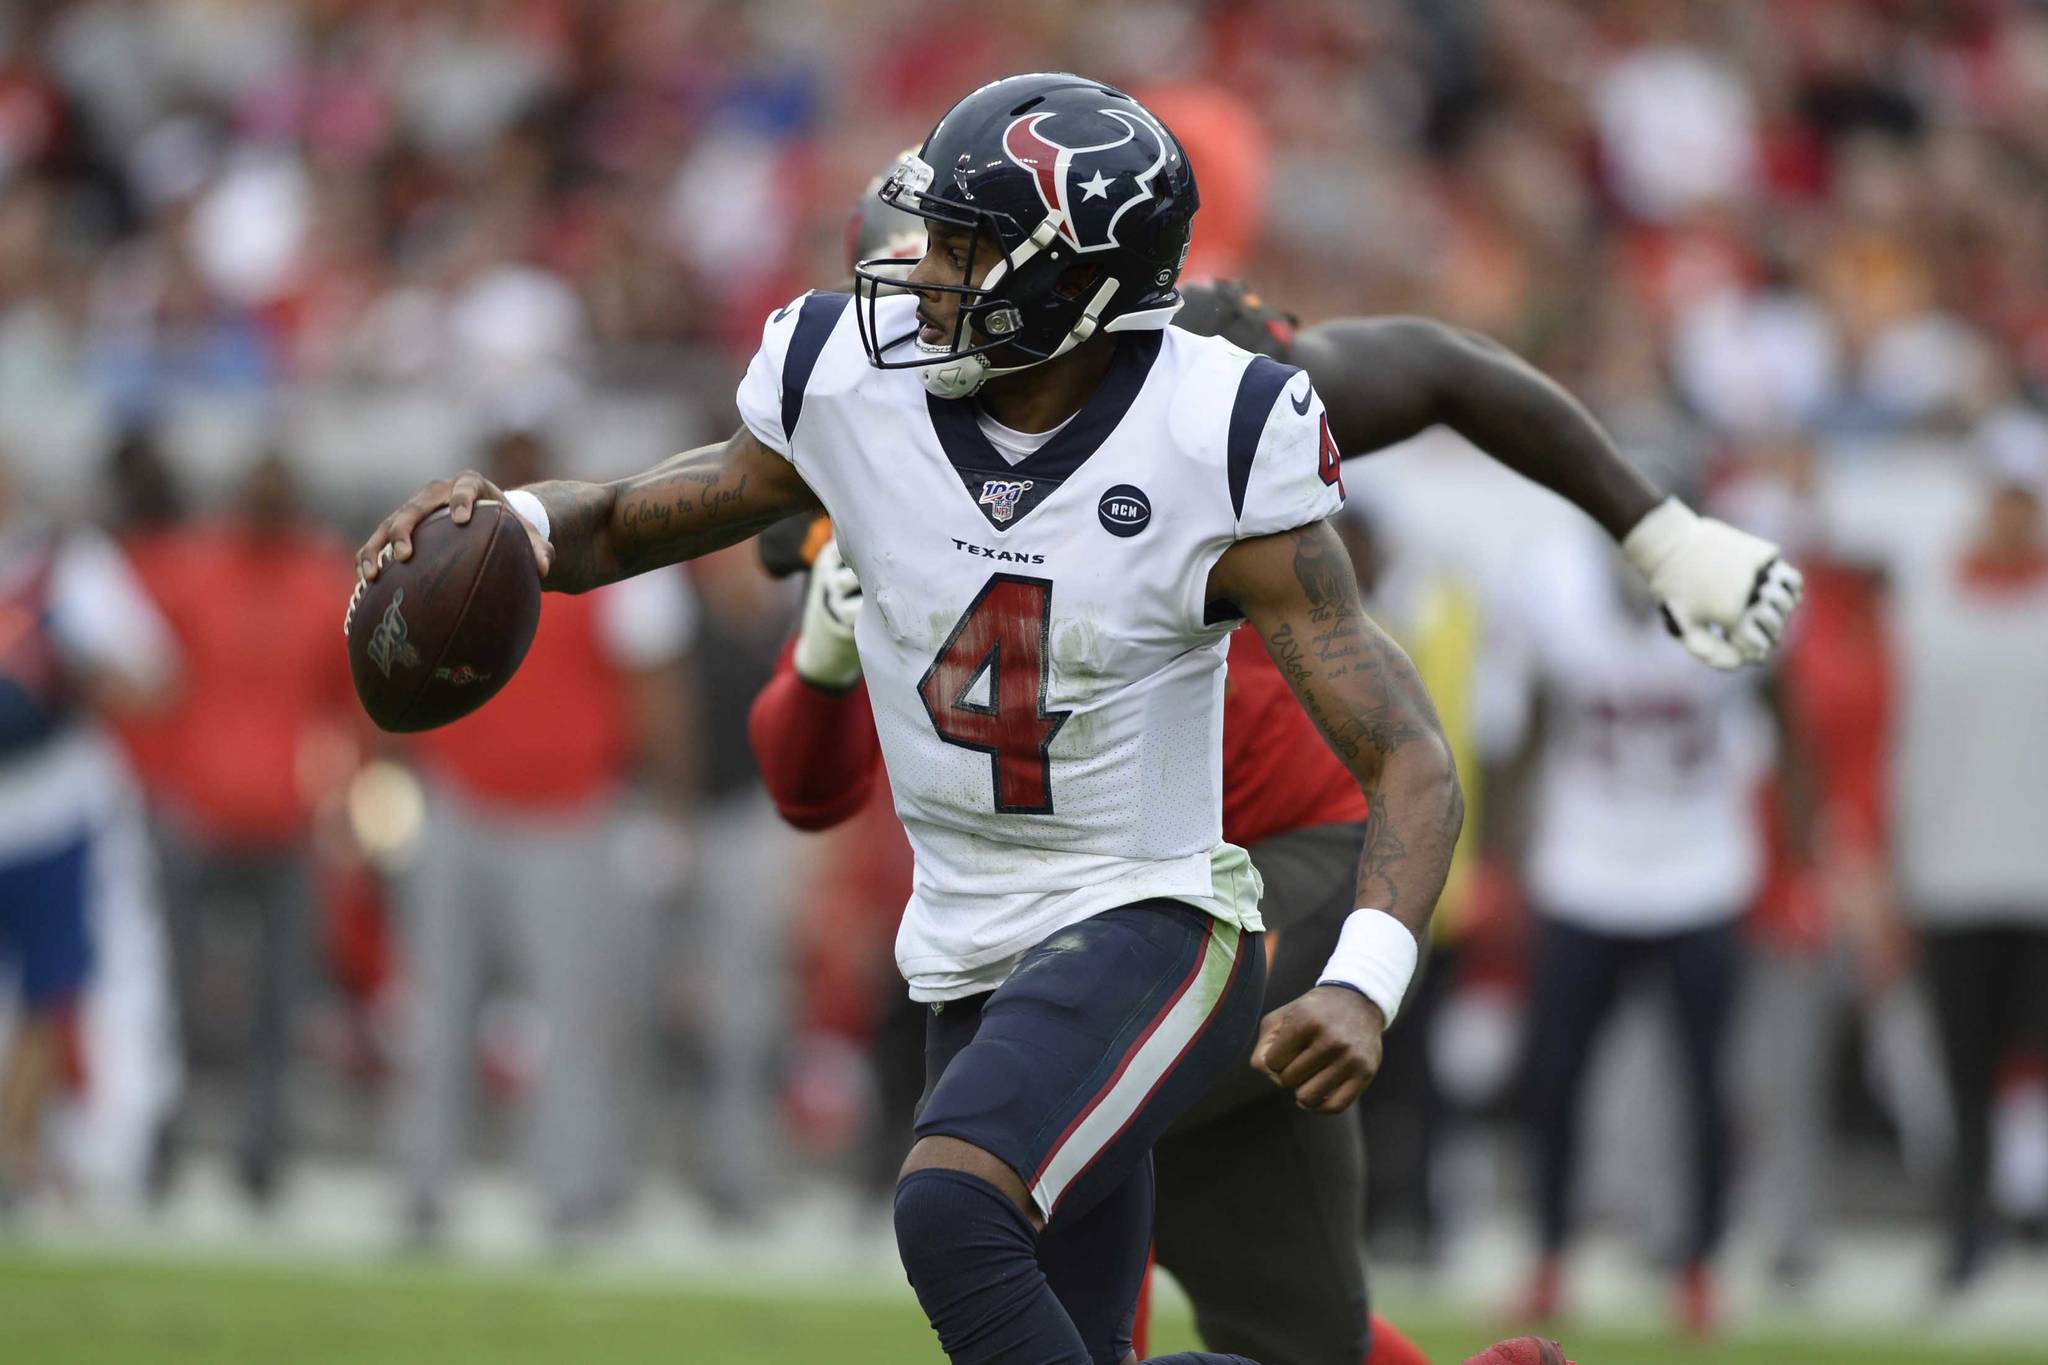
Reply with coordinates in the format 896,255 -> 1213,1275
922,276 -> 1126,399
918,204 -> 1186,398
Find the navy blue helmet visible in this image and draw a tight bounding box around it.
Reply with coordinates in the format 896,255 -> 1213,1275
854,72 -> 1200,398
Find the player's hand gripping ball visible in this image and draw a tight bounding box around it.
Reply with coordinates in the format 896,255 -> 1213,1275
345,473 -> 548,732
1252,984 -> 1386,1115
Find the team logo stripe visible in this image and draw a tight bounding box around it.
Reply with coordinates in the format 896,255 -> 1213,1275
1028,919 -> 1244,1216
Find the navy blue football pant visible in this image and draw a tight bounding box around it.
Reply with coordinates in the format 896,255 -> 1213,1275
1154,822 -> 1375,1365
0,834 -> 92,1009
1523,913 -> 1740,1265
904,900 -> 1266,1364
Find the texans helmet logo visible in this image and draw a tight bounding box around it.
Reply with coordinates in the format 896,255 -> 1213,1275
1002,108 -> 1173,254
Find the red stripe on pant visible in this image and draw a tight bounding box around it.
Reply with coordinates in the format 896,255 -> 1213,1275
1043,930 -> 1250,1217
1029,923 -> 1214,1191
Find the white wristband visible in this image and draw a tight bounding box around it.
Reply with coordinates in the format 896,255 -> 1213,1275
1317,909 -> 1418,1026
504,488 -> 552,546
1620,495 -> 1697,581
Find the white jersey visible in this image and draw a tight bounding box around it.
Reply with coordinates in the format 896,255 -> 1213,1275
738,292 -> 1344,999
1492,529 -> 1767,935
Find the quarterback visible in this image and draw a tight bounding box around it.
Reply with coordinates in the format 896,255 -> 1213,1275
357,74 -> 1788,1365
746,262 -> 1801,1363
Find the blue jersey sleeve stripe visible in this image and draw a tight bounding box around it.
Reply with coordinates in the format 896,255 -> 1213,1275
781,291 -> 852,444
1225,354 -> 1300,522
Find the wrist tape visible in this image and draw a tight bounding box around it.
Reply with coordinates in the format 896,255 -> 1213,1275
504,488 -> 551,546
1317,908 -> 1418,1026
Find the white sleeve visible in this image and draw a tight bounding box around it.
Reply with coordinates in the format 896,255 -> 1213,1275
1474,569 -> 1539,763
595,565 -> 699,670
1473,531 -> 1590,761
735,293 -> 812,460
48,530 -> 177,692
1234,370 -> 1346,539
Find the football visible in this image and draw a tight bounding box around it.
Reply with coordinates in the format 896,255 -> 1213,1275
345,502 -> 542,733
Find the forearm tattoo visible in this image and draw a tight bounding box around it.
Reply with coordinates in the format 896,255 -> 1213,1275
527,479 -> 618,593
1265,528 -> 1463,923
609,451 -> 771,576
531,438 -> 793,592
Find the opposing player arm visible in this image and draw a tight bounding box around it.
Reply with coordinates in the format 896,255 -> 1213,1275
1208,519 -> 1464,1112
1294,317 -> 1658,538
355,425 -> 820,594
748,642 -> 884,832
1294,318 -> 1803,668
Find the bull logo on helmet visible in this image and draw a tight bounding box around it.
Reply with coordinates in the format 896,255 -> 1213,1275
1001,108 -> 1173,254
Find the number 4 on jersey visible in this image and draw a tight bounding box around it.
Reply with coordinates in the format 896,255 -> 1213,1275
1318,413 -> 1343,495
918,574 -> 1070,814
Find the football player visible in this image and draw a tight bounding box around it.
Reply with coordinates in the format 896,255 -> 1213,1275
355,74 -> 1776,1365
746,256 -> 1798,1363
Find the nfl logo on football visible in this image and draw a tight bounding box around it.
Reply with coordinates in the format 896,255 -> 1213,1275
978,478 -> 1033,523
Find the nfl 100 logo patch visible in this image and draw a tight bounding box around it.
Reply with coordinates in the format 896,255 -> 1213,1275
978,478 -> 1033,523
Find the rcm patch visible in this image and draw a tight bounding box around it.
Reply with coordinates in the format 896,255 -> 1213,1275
1097,485 -> 1151,537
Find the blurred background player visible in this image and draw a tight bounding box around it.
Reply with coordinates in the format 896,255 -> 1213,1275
1890,409 -> 2048,1289
1714,437 -> 1944,1290
113,449 -> 355,1207
1480,512 -> 1799,1334
665,539 -> 798,1226
0,449 -> 176,1204
390,427 -> 698,1247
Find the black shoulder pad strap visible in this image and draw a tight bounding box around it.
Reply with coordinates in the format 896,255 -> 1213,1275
782,291 -> 852,444
1226,354 -> 1303,522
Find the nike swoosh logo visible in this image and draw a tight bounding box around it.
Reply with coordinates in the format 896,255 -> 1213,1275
1289,382 -> 1312,416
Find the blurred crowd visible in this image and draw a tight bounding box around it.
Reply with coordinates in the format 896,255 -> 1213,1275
3,0 -> 2048,431
2,0 -> 2047,1334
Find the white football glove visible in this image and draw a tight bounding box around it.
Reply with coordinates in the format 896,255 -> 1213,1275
1622,497 -> 1805,670
791,537 -> 865,689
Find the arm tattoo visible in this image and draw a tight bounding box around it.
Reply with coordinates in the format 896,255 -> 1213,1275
1354,791 -> 1411,917
1253,525 -> 1463,923
527,479 -> 619,593
608,452 -> 771,578
1294,527 -> 1354,625
530,433 -> 810,592
1268,532 -> 1430,763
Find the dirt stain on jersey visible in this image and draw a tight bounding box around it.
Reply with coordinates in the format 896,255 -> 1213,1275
1051,616 -> 1111,683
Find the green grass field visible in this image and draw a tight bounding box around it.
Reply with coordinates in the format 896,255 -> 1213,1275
3,1249 -> 2041,1365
